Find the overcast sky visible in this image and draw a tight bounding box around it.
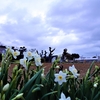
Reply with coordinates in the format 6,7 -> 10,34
0,0 -> 100,57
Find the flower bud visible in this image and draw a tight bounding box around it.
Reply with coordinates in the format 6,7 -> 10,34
13,65 -> 18,73
41,73 -> 45,77
12,93 -> 23,100
93,83 -> 98,87
0,80 -> 3,87
55,65 -> 60,69
3,83 -> 9,92
85,69 -> 89,79
15,93 -> 23,99
41,68 -> 45,77
42,68 -> 44,73
65,69 -> 69,74
95,65 -> 99,70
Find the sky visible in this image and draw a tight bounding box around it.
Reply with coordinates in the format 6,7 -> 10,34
0,0 -> 100,57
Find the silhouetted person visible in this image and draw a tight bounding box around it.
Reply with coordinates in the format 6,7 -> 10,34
61,48 -> 72,62
61,49 -> 67,62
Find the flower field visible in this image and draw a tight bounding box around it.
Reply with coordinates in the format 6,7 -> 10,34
0,47 -> 100,100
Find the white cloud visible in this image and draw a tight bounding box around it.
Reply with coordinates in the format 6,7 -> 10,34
0,0 -> 100,57
0,15 -> 7,24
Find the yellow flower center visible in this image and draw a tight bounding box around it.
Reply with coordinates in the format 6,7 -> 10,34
28,52 -> 32,56
58,75 -> 63,80
73,69 -> 77,74
14,52 -> 17,56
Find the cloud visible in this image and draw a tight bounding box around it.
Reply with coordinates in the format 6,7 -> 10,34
0,0 -> 100,57
46,0 -> 100,56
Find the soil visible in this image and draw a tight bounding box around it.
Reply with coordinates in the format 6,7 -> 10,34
8,61 -> 100,78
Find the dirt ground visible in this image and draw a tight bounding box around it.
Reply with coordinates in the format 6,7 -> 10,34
8,61 -> 100,78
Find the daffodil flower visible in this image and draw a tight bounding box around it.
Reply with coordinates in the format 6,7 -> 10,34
69,65 -> 80,78
20,58 -> 27,70
11,49 -> 20,59
32,51 -> 38,56
54,71 -> 66,85
55,65 -> 60,69
23,51 -> 34,61
59,92 -> 71,100
33,53 -> 42,66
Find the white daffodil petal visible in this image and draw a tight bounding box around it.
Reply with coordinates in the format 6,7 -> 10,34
23,51 -> 33,61
54,71 -> 67,85
11,50 -> 20,59
20,58 -> 27,70
61,92 -> 66,99
59,92 -> 71,100
34,54 -> 42,66
69,65 -> 79,78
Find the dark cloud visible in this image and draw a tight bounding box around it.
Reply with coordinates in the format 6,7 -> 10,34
47,0 -> 100,33
0,0 -> 100,57
45,0 -> 100,56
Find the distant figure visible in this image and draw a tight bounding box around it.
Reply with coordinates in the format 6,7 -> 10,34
48,47 -> 55,62
61,48 -> 67,62
61,48 -> 72,62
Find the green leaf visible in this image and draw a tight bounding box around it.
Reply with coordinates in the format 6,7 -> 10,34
93,92 -> 100,100
40,91 -> 57,100
84,61 -> 94,80
19,68 -> 42,94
